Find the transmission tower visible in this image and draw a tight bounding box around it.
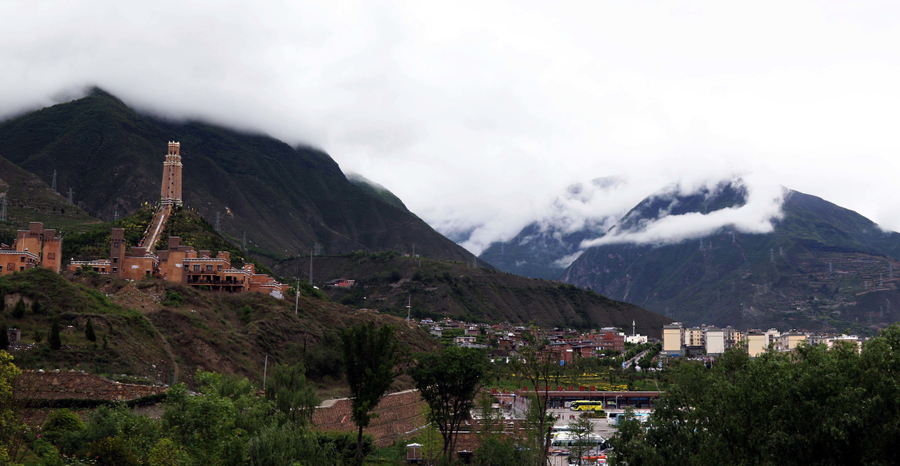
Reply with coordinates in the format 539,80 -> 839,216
242,231 -> 247,251
51,170 -> 57,192
114,207 -> 119,221
0,195 -> 6,221
214,212 -> 221,232
67,188 -> 73,205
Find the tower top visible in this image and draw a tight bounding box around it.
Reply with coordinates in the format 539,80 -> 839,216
168,141 -> 180,156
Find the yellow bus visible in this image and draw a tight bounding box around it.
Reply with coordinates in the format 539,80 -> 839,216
570,400 -> 605,412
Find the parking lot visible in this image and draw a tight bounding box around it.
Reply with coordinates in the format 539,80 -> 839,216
549,407 -> 618,439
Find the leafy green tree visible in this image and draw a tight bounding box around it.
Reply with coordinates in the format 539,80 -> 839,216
510,327 -> 565,465
341,322 -> 401,465
148,438 -> 189,466
264,362 -> 318,426
0,351 -> 23,465
85,317 -> 96,343
49,319 -> 61,350
609,329 -> 900,466
409,346 -> 487,460
31,299 -> 41,315
569,413 -> 596,466
79,437 -> 141,466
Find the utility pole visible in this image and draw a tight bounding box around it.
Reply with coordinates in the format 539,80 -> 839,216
114,207 -> 119,222
51,170 -> 57,192
406,295 -> 411,322
295,253 -> 301,315
215,212 -> 221,232
309,249 -> 314,285
0,195 -> 6,221
67,188 -> 73,205
412,243 -> 415,258
242,232 -> 247,252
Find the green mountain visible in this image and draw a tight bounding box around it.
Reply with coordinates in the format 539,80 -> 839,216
0,89 -> 472,264
562,184 -> 900,333
272,252 -> 670,337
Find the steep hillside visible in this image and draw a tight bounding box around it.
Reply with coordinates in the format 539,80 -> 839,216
0,89 -> 473,264
272,253 -> 669,337
1,268 -> 438,393
562,186 -> 900,334
0,154 -> 100,244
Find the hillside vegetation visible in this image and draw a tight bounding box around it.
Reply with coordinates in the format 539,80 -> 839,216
1,268 -> 438,393
273,252 -> 669,337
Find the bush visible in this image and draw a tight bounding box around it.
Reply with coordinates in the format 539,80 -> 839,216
147,438 -> 188,466
78,437 -> 140,466
12,298 -> 25,319
161,291 -> 185,307
85,318 -> 96,343
50,319 -> 62,350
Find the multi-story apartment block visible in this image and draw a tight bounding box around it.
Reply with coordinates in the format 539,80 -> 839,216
662,323 -> 684,356
0,222 -> 62,275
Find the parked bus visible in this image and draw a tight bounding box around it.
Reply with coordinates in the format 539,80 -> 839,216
607,410 -> 650,426
570,400 -> 605,412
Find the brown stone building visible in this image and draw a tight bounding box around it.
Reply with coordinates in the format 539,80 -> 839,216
0,222 -> 62,276
58,141 -> 287,298
160,141 -> 183,206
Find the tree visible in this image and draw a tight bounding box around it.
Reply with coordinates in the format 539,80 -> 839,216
510,327 -> 565,465
85,317 -> 96,343
409,346 -> 487,461
264,362 -> 318,426
569,413 -> 596,466
49,319 -> 61,350
0,351 -> 23,465
341,322 -> 401,465
0,323 -> 7,351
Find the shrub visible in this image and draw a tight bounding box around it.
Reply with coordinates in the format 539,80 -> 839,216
12,298 -> 25,319
85,318 -> 96,343
43,408 -> 85,445
161,291 -> 185,307
78,437 -> 140,466
50,319 -> 62,350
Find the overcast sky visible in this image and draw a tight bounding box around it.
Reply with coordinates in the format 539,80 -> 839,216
3,1 -> 900,254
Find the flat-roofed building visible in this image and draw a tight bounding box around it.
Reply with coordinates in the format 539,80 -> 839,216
706,328 -> 726,355
747,333 -> 767,357
662,323 -> 684,356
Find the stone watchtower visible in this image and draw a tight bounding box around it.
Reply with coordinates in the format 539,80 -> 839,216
160,142 -> 183,206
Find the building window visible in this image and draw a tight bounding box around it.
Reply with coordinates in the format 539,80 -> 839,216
20,257 -> 25,262
206,265 -> 213,271
194,265 -> 200,271
112,257 -> 118,263
6,264 -> 12,271
218,265 -> 222,271
112,267 -> 117,273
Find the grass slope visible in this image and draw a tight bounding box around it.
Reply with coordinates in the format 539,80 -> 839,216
1,268 -> 438,395
273,252 -> 669,338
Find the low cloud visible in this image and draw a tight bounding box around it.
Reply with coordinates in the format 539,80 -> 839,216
581,174 -> 786,248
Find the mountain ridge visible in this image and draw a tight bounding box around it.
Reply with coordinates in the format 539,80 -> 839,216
0,89 -> 474,264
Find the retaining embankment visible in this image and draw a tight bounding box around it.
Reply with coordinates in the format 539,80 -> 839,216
312,389 -> 427,447
13,371 -> 168,402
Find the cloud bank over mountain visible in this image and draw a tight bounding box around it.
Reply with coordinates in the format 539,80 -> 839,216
582,174 -> 786,248
4,1 -> 900,254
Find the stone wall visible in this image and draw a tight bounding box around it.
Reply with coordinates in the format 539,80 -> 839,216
14,371 -> 167,402
312,389 -> 427,447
